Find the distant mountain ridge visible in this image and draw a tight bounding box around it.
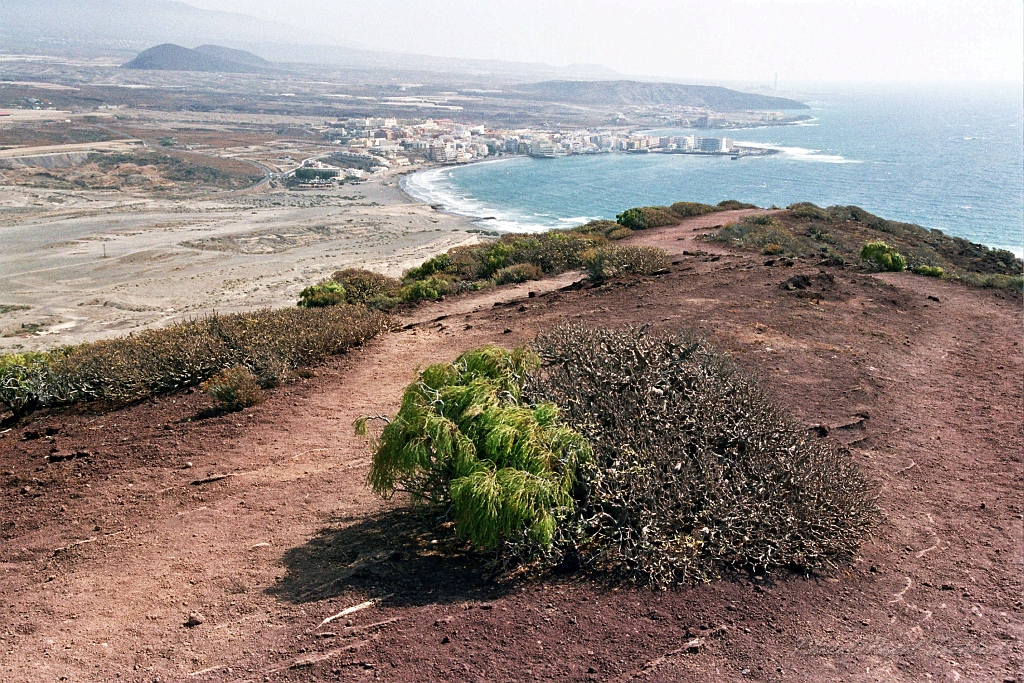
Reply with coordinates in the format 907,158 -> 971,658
124,43 -> 274,73
510,81 -> 809,110
0,0 -> 618,81
193,44 -> 273,70
0,0 -> 316,46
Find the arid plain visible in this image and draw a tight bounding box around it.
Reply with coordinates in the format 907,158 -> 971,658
0,109 -> 477,352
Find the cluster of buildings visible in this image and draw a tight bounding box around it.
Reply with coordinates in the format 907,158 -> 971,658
296,117 -> 738,182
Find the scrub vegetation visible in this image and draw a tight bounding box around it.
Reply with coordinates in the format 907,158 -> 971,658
298,225 -> 672,310
362,325 -> 878,586
0,305 -> 391,422
711,203 -> 1022,291
363,346 -> 592,550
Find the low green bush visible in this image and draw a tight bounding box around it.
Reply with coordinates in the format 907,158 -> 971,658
331,268 -> 402,308
860,241 -> 906,272
364,346 -> 592,550
403,253 -> 457,280
202,365 -> 263,412
494,263 -> 543,285
582,247 -> 618,281
912,264 -> 944,278
400,276 -> 453,302
615,206 -> 679,230
670,201 -> 717,217
298,281 -> 346,307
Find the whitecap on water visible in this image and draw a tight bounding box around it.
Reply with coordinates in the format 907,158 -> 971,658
735,141 -> 861,164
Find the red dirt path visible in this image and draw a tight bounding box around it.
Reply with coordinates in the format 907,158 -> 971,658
2,212 -> 1021,682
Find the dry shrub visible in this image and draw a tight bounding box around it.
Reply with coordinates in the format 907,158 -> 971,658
583,245 -> 671,280
717,200 -> 760,210
331,268 -> 402,307
670,201 -> 717,217
520,324 -> 878,585
494,263 -> 543,285
715,215 -> 797,255
787,202 -> 831,220
0,305 -> 391,419
571,219 -> 623,238
202,365 -> 263,412
958,272 -> 1024,292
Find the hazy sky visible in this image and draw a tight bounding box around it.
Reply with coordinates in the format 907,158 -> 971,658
184,0 -> 1023,83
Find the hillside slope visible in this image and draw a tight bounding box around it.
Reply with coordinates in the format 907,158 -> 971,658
124,43 -> 273,73
0,212 -> 1019,682
510,80 -> 809,110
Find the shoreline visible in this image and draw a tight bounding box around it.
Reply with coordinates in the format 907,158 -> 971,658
399,155 -> 1024,258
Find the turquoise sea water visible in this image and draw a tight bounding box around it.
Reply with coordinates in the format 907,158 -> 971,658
402,84 -> 1024,256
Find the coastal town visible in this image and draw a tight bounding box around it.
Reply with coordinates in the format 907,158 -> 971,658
288,116 -> 778,185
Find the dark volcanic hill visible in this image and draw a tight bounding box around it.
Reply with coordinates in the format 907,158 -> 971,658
510,80 -> 808,110
193,44 -> 273,70
124,43 -> 273,73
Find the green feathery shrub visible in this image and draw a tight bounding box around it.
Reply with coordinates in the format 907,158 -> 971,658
364,346 -> 592,550
860,241 -> 906,272
298,280 -> 346,307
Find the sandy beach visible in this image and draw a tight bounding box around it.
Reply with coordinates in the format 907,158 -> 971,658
0,169 -> 480,352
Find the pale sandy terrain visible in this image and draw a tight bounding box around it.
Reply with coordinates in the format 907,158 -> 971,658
0,140 -> 141,159
0,172 -> 480,351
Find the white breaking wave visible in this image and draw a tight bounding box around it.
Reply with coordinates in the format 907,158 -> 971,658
401,164 -> 597,233
735,141 -> 861,164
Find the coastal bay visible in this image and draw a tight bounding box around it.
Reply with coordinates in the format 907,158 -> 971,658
404,85 -> 1024,255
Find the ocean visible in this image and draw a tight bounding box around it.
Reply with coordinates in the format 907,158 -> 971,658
401,84 -> 1024,256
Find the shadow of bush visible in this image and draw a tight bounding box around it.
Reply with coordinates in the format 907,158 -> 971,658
267,507 -> 511,606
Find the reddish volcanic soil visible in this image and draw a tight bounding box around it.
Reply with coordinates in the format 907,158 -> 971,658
1,212 -> 1022,682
